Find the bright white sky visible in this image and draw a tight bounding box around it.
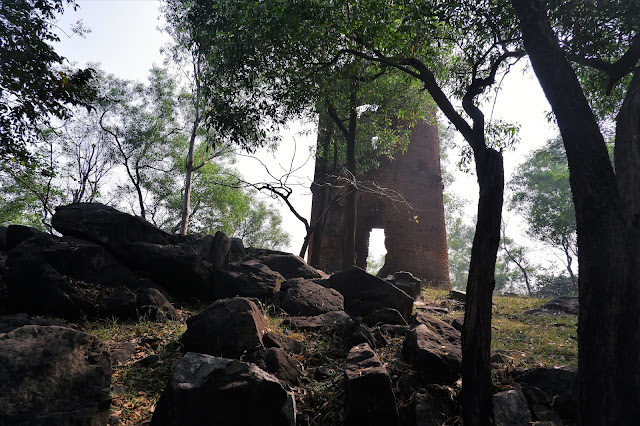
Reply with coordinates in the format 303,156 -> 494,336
54,0 -> 560,268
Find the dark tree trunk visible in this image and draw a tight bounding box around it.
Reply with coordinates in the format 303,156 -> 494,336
341,95 -> 358,269
462,146 -> 503,425
512,0 -> 640,423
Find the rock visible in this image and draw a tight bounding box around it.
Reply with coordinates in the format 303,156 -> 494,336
514,368 -> 577,423
52,203 -> 173,248
363,307 -> 408,327
243,347 -> 302,389
128,241 -> 214,299
343,343 -> 399,426
109,341 -> 139,367
451,316 -> 464,332
5,234 -> 95,320
0,325 -> 111,424
251,249 -> 327,280
493,384 -> 532,426
5,225 -> 46,251
181,297 -> 267,358
403,318 -> 462,385
448,289 -> 466,302
314,366 -> 334,381
526,296 -> 579,316
273,278 -> 344,316
263,331 -> 305,354
346,319 -> 388,349
136,287 -> 179,320
379,324 -> 411,336
384,271 -> 422,300
414,385 -> 456,426
0,313 -> 66,333
152,352 -> 295,426
522,386 -> 563,424
284,310 -> 352,331
321,266 -> 414,319
229,237 -> 246,262
214,261 -> 285,302
185,231 -> 230,269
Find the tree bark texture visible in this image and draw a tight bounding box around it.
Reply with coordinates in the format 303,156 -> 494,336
462,146 -> 503,425
511,0 -> 640,423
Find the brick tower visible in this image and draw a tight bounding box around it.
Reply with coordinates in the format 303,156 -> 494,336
307,119 -> 451,289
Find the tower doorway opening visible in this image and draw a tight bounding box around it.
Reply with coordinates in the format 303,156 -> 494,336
366,228 -> 387,275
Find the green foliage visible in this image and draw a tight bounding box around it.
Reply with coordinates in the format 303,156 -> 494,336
509,137 -> 577,275
366,253 -> 386,276
0,0 -> 97,163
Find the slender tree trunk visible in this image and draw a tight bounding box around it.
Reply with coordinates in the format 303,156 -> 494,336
179,111 -> 201,235
462,146 -> 503,425
342,92 -> 358,269
512,1 -> 640,423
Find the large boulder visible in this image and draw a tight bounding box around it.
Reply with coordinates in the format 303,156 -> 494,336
181,297 -> 267,358
273,278 -> 344,316
4,225 -> 47,251
243,347 -> 303,389
413,385 -> 457,426
403,314 -> 462,385
384,271 -> 422,300
492,384 -> 532,426
5,234 -> 95,319
128,241 -> 214,299
185,231 -> 230,269
250,249 -> 327,280
321,266 -> 414,319
343,343 -> 399,426
213,261 -> 284,302
0,225 -> 7,250
152,352 -> 295,426
0,325 -> 111,425
514,367 -> 577,422
52,203 -> 173,248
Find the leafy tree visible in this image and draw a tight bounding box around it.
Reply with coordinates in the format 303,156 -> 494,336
0,0 -> 96,163
511,0 -> 640,421
164,1 -> 524,420
509,137 -> 577,285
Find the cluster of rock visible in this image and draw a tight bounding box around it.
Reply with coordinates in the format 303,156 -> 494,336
0,203 -> 578,425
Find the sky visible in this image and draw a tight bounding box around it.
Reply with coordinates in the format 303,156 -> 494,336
53,0 -> 559,267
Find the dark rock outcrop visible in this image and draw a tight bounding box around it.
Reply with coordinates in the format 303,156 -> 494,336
214,261 -> 284,302
522,386 -> 564,424
343,343 -> 399,426
526,296 -> 579,316
413,384 -> 457,426
152,352 -> 295,426
273,278 -> 344,316
180,297 -> 267,358
364,307 -> 408,327
263,331 -> 305,355
284,310 -> 352,331
243,347 -> 303,389
384,271 -> 422,300
492,384 -> 532,426
403,316 -> 462,385
514,367 -> 577,422
251,249 -> 327,280
0,325 -> 111,425
321,266 -> 414,319
5,225 -> 46,251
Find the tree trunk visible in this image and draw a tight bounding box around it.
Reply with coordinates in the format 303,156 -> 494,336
512,0 -> 640,423
179,112 -> 200,235
462,146 -> 503,425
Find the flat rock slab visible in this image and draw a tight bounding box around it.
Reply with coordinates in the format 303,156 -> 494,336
343,343 -> 399,426
284,310 -> 352,331
152,352 -> 295,426
273,278 -> 344,316
181,297 -> 266,358
321,266 -> 414,319
251,249 -> 328,280
0,325 -> 111,425
243,347 -> 302,389
363,308 -> 408,327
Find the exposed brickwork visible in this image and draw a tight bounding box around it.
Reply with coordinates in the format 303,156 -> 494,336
308,120 -> 451,289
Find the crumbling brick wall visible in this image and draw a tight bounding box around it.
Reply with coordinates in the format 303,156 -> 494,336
307,120 -> 451,289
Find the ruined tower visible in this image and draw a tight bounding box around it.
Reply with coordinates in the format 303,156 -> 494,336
307,119 -> 451,289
